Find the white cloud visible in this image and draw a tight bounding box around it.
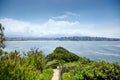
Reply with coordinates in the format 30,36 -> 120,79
51,15 -> 68,19
65,11 -> 80,17
51,11 -> 80,20
0,18 -> 120,38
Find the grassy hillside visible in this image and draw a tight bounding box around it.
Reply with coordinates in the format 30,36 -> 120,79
0,47 -> 120,80
46,47 -> 79,62
46,47 -> 120,80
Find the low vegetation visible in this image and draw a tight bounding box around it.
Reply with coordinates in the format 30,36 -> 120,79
46,47 -> 79,62
62,60 -> 120,80
46,47 -> 120,80
0,47 -> 120,80
0,49 -> 53,80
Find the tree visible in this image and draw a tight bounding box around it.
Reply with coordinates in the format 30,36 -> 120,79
0,23 -> 5,48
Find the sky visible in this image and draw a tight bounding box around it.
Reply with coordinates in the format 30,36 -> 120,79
0,0 -> 120,38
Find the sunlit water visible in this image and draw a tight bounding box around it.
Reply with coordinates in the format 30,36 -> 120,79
4,41 -> 120,63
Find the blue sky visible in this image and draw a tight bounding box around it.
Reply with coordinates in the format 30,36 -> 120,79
0,0 -> 120,38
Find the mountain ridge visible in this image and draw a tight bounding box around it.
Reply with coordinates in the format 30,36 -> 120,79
5,36 -> 120,41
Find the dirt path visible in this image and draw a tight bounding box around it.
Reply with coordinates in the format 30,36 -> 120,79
52,69 -> 59,80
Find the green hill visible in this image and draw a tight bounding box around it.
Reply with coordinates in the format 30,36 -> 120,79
46,47 -> 79,62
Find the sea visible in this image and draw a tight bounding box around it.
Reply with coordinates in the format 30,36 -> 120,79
3,41 -> 120,63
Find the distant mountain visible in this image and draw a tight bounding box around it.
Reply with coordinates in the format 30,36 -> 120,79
55,36 -> 120,41
5,37 -> 55,41
5,36 -> 120,41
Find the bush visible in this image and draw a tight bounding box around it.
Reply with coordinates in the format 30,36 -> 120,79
27,49 -> 46,72
62,60 -> 120,80
46,47 -> 79,62
0,49 -> 50,80
39,68 -> 53,80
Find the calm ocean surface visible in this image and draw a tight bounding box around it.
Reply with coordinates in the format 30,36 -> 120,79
4,41 -> 120,63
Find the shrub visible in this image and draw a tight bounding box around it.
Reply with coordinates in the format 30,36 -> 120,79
62,60 -> 120,80
46,47 -> 79,62
27,49 -> 46,72
0,49 -> 48,80
39,68 -> 53,80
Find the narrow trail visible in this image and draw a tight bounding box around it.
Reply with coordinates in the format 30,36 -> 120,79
52,69 -> 59,80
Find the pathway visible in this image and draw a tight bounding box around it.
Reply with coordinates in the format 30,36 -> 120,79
52,69 -> 59,80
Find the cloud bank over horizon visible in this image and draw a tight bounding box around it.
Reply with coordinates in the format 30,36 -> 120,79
0,0 -> 119,38
0,16 -> 120,38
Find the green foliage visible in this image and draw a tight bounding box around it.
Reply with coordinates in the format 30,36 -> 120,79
63,57 -> 91,67
0,49 -> 52,80
1,46 -> 120,80
46,60 -> 59,68
0,23 -> 5,48
27,49 -> 46,72
62,59 -> 120,80
39,68 -> 53,80
46,47 -> 79,62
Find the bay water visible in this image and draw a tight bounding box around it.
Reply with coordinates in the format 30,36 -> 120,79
4,41 -> 120,63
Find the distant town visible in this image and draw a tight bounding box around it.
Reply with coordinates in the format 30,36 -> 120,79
5,36 -> 120,41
